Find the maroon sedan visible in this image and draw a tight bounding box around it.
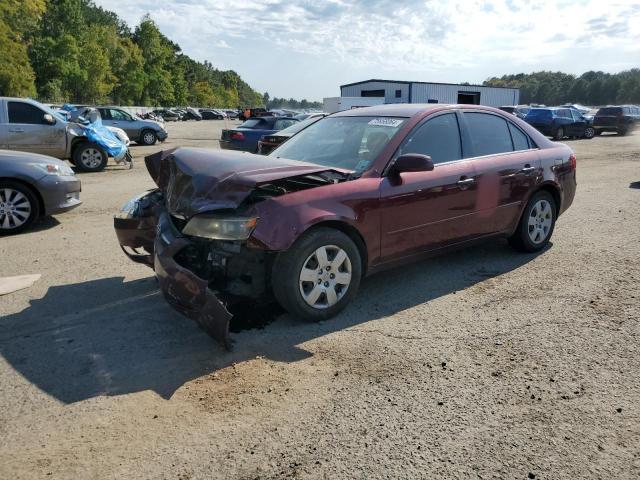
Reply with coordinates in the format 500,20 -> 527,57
114,104 -> 576,348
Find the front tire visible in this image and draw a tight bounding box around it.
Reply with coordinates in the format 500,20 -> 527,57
583,126 -> 595,139
0,180 -> 40,235
73,143 -> 108,172
272,228 -> 362,321
140,130 -> 157,145
509,191 -> 556,253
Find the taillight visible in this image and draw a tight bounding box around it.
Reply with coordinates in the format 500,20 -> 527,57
569,153 -> 576,169
230,132 -> 245,140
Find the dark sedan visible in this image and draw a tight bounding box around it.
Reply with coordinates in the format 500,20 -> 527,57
220,116 -> 298,152
115,104 -> 576,348
257,114 -> 326,154
1,150 -> 81,234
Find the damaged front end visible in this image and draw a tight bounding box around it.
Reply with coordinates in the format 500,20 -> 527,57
114,147 -> 346,348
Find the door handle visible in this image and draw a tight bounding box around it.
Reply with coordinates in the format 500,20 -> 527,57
520,165 -> 536,174
8,128 -> 24,133
457,177 -> 475,189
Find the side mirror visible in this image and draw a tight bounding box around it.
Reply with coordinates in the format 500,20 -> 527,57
390,154 -> 434,175
43,113 -> 56,125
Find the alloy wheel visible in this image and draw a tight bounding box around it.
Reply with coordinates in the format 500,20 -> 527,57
0,188 -> 32,230
527,199 -> 553,244
299,245 -> 352,309
143,132 -> 155,144
80,148 -> 103,169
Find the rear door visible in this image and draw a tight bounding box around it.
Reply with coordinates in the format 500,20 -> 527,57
6,101 -> 67,157
379,111 -> 480,260
462,111 -> 540,235
0,101 -> 8,148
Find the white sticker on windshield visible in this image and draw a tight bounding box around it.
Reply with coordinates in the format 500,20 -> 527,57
368,118 -> 403,127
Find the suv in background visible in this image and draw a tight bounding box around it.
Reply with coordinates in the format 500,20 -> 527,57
97,107 -> 168,145
593,106 -> 639,136
524,107 -> 595,140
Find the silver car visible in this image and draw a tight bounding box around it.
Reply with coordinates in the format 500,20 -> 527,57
0,150 -> 81,234
96,107 -> 168,145
0,97 -> 114,172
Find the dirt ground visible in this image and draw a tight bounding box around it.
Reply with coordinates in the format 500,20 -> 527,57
0,120 -> 639,479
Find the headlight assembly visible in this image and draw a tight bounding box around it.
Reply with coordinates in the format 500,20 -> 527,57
182,214 -> 258,241
31,163 -> 75,176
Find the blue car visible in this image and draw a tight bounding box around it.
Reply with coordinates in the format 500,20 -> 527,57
524,107 -> 595,140
220,116 -> 299,152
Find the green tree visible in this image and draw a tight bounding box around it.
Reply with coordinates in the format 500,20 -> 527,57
0,0 -> 46,96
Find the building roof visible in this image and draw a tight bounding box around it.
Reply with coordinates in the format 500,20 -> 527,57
332,103 -> 449,117
340,79 -> 519,91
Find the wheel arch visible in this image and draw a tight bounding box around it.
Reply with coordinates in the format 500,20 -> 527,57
0,177 -> 45,217
534,183 -> 562,217
303,220 -> 369,276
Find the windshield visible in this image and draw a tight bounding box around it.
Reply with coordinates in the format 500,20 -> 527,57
271,116 -> 406,174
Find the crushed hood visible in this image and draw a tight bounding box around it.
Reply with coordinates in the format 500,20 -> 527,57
145,147 -> 335,218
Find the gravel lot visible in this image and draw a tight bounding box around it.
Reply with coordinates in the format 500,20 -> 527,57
1,120 -> 638,479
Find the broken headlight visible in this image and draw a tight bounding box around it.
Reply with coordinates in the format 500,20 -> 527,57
182,214 -> 258,241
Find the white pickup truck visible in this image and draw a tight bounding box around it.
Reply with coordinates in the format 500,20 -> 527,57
0,97 -> 112,172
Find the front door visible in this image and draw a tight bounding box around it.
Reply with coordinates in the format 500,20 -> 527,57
6,101 -> 67,157
379,112 -> 479,261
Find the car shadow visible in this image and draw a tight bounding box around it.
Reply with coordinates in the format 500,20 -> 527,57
630,181 -> 640,189
0,240 -> 543,404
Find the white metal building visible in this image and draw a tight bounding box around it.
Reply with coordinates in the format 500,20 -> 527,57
340,79 -> 519,107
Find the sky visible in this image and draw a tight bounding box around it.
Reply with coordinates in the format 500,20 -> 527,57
94,0 -> 640,101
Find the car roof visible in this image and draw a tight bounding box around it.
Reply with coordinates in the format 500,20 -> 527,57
333,103 -> 443,118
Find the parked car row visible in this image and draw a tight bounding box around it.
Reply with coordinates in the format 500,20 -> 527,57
501,103 -> 639,139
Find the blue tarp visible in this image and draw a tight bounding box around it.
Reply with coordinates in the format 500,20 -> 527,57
61,104 -> 127,160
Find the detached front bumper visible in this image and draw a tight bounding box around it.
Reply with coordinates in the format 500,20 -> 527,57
114,193 -> 235,349
154,213 -> 233,348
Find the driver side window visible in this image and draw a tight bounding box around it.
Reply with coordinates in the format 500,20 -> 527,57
399,113 -> 462,164
8,102 -> 48,125
110,109 -> 130,121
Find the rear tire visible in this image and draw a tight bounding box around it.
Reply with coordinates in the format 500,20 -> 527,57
508,191 -> 556,253
272,228 -> 362,321
553,127 -> 564,140
0,180 -> 40,235
73,142 -> 108,172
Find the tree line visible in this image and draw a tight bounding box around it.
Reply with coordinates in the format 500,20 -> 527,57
262,93 -> 322,110
484,70 -> 640,106
0,0 -> 265,107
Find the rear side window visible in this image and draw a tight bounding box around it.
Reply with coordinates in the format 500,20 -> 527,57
597,107 -> 622,115
274,119 -> 297,130
8,102 -> 47,124
464,112 -> 513,157
399,113 -> 462,164
240,119 -> 266,128
508,123 -> 530,150
525,109 -> 551,120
